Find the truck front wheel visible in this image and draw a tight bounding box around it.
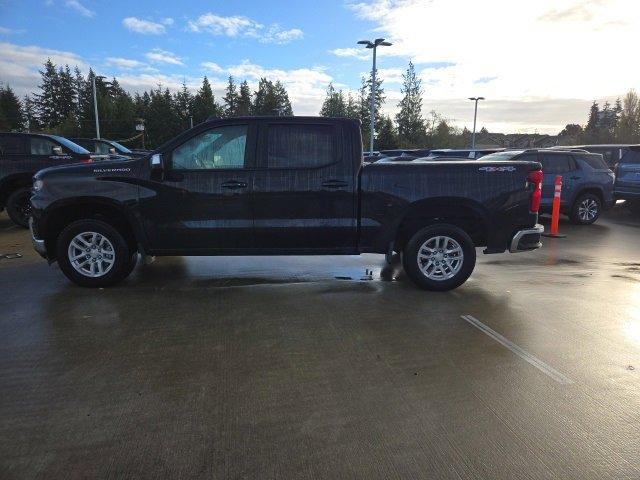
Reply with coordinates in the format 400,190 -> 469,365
56,219 -> 133,287
402,224 -> 476,291
6,187 -> 32,228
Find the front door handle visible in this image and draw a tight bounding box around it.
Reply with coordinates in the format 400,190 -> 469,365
221,180 -> 248,189
321,180 -> 348,189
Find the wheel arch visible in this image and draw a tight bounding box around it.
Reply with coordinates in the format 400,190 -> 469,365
393,197 -> 491,252
41,197 -> 145,260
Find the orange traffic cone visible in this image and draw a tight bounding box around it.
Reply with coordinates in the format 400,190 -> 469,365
542,175 -> 567,238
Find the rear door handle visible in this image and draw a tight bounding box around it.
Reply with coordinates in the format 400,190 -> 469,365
321,180 -> 348,189
221,180 -> 248,189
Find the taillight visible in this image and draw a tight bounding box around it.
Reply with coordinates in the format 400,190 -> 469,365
79,154 -> 92,164
528,169 -> 543,213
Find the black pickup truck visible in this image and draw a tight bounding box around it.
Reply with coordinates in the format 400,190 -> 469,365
30,117 -> 544,291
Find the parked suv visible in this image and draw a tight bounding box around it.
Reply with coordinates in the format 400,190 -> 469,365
0,132 -> 93,227
482,149 -> 615,224
552,144 -> 631,169
70,138 -> 148,159
614,145 -> 640,212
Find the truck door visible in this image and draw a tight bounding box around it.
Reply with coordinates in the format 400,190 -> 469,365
251,121 -> 358,252
144,123 -> 256,252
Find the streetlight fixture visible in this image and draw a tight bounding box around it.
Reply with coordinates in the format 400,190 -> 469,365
92,75 -> 108,139
468,96 -> 485,149
357,38 -> 392,154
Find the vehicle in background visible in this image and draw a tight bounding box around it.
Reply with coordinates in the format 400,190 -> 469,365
30,116 -> 543,291
70,138 -> 148,159
424,148 -> 505,160
614,145 -> 640,212
375,153 -> 419,163
481,148 -> 615,224
552,144 -> 631,169
380,148 -> 431,157
0,132 -> 93,227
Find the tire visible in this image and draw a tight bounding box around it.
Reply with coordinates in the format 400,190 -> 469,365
570,193 -> 601,225
56,219 -> 133,287
6,187 -> 32,228
402,224 -> 476,291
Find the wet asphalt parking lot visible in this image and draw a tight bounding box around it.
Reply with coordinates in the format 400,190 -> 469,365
1,208 -> 639,479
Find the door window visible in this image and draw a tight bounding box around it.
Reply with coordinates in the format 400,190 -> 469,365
541,154 -> 574,174
30,137 -> 59,155
95,142 -> 111,154
267,124 -> 335,168
0,135 -> 26,154
172,125 -> 247,170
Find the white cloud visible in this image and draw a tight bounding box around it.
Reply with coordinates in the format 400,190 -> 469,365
65,0 -> 94,18
145,48 -> 183,66
187,13 -> 303,44
122,17 -> 166,35
330,47 -> 369,60
162,18 -> 174,26
0,42 -> 87,96
345,0 -> 640,132
201,62 -> 225,73
0,27 -> 26,35
106,57 -> 146,69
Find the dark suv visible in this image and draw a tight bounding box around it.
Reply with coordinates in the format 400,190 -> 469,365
0,132 -> 92,227
614,145 -> 640,212
482,149 -> 615,224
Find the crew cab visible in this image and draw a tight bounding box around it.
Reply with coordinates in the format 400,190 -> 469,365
30,117 -> 544,291
0,132 -> 93,227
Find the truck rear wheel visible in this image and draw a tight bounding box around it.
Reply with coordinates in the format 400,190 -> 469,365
6,187 -> 32,228
56,219 -> 133,287
402,224 -> 476,291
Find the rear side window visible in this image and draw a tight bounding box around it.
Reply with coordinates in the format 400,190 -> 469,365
267,124 -> 335,168
579,155 -> 609,170
513,153 -> 538,163
0,135 -> 26,154
30,137 -> 58,155
95,142 -> 111,155
621,149 -> 640,165
541,154 -> 574,174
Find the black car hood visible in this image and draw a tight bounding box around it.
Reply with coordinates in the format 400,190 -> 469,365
34,158 -> 142,181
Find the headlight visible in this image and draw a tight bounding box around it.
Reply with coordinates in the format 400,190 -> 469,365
33,179 -> 44,191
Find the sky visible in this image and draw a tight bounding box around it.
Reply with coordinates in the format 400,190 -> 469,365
0,0 -> 638,134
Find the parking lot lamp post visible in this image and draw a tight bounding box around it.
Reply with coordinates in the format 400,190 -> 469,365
468,96 -> 485,149
358,38 -> 392,154
92,75 -> 107,139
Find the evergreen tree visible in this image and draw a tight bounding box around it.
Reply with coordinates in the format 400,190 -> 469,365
223,76 -> 238,117
34,59 -> 59,128
583,101 -> 600,143
319,83 -> 346,117
357,72 -> 385,149
191,77 -> 222,125
395,61 -> 425,148
23,95 -> 39,131
377,116 -> 398,150
146,86 -> 182,147
236,80 -> 252,116
273,81 -> 293,115
345,92 -> 358,119
57,65 -> 77,127
174,82 -> 194,130
0,85 -> 24,131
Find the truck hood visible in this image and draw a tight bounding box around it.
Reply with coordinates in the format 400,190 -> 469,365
34,158 -> 142,181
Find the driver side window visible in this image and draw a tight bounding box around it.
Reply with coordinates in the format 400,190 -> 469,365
171,125 -> 247,170
30,137 -> 59,155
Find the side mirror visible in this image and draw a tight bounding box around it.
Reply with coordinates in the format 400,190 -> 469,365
150,153 -> 164,181
52,146 -> 63,155
109,147 -> 116,154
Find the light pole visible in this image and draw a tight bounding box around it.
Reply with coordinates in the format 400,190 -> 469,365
92,75 -> 107,139
358,38 -> 392,154
468,96 -> 484,149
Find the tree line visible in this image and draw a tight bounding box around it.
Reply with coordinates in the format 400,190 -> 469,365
0,59 -> 293,148
319,61 -> 467,151
559,91 -> 640,144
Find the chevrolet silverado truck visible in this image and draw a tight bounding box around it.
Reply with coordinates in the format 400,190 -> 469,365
30,117 -> 544,291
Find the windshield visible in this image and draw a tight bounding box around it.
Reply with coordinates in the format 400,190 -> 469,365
480,151 -> 524,161
107,140 -> 132,154
48,135 -> 91,154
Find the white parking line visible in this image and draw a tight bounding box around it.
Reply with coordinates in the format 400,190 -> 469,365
461,315 -> 573,385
